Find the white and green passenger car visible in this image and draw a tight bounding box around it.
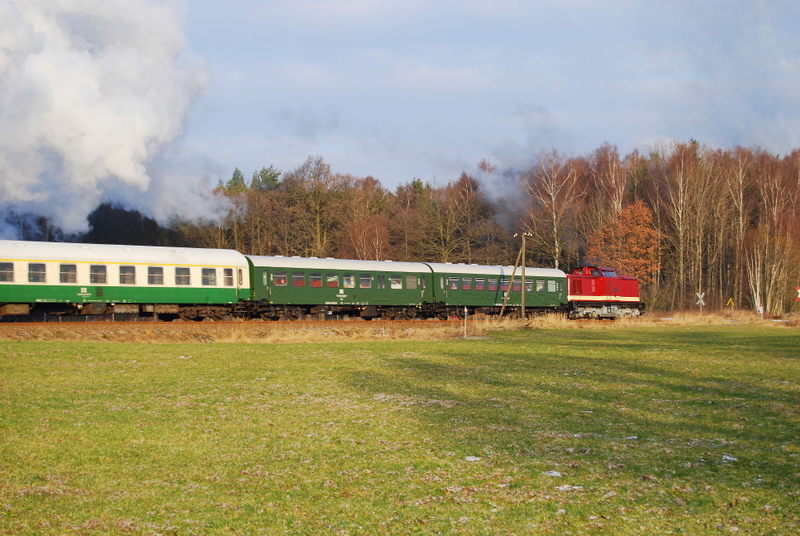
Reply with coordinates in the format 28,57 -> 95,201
0,240 -> 250,320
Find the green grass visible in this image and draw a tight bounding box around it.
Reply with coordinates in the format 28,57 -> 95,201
1,326 -> 798,534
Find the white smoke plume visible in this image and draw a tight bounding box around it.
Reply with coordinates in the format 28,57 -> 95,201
0,0 -> 218,233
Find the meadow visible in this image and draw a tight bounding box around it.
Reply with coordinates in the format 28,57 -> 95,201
1,322 -> 798,534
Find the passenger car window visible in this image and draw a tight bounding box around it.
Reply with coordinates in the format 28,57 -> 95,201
60,264 -> 77,284
405,275 -> 417,290
273,271 -> 287,286
390,275 -> 403,289
343,274 -> 355,288
475,278 -> 485,291
119,266 -> 136,285
148,266 -> 164,285
359,274 -> 371,289
176,267 -> 190,285
28,263 -> 46,283
292,272 -> 305,287
202,268 -> 217,286
0,262 -> 13,282
310,273 -> 322,287
90,265 -> 107,284
224,268 -> 234,287
327,273 -> 339,288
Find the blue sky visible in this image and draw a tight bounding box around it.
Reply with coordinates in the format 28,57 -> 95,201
182,0 -> 800,186
1,0 -> 799,232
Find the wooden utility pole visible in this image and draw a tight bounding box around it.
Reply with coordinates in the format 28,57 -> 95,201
499,248 -> 522,318
517,232 -> 532,319
501,232 -> 532,319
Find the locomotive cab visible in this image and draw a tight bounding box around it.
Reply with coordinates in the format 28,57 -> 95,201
567,266 -> 644,319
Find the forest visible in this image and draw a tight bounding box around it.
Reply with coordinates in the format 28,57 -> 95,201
6,140 -> 800,314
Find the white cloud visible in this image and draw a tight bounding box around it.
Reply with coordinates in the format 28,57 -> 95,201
0,0 -> 213,231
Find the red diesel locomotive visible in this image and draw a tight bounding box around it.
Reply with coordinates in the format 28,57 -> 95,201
567,266 -> 644,319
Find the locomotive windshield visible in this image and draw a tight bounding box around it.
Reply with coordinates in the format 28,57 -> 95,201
602,269 -> 617,277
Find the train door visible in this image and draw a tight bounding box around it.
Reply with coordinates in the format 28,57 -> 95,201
375,273 -> 389,305
250,267 -> 271,301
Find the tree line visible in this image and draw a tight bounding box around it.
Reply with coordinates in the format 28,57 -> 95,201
174,141 -> 798,314
6,140 -> 799,314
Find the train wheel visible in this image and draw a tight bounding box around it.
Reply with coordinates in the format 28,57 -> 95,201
286,308 -> 303,321
211,310 -> 229,321
402,308 -> 418,320
179,308 -> 198,321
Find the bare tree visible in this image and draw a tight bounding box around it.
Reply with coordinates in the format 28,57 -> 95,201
592,143 -> 627,218
340,215 -> 392,260
421,181 -> 468,263
282,156 -> 350,257
719,147 -> 754,307
746,151 -> 796,314
339,176 -> 391,260
524,149 -> 586,269
388,179 -> 428,261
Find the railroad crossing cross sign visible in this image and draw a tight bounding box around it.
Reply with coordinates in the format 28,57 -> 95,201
696,292 -> 705,306
796,287 -> 800,301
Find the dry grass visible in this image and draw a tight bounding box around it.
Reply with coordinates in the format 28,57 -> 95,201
0,320 -> 471,344
0,310 -> 796,344
524,310 -> 800,329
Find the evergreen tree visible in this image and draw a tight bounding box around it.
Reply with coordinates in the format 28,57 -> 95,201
251,166 -> 281,191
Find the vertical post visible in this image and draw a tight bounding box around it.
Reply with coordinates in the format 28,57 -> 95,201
513,231 -> 531,320
696,292 -> 705,316
726,298 -> 735,321
464,306 -> 468,338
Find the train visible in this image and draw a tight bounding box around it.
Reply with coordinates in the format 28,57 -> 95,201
0,240 -> 644,321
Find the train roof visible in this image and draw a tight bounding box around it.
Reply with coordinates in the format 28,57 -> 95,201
246,255 -> 430,273
247,255 -> 568,278
424,262 -> 566,278
0,240 -> 249,267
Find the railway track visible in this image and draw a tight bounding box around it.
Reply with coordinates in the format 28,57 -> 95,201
0,316 -> 457,326
0,318 -> 466,343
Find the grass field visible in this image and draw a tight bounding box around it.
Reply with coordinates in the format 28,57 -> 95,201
1,324 -> 798,534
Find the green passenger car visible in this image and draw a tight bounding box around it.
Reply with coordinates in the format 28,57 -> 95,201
246,256 -> 432,319
424,262 -> 568,315
0,240 -> 250,319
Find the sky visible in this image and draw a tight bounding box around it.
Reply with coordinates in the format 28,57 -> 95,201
1,0 -> 799,232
